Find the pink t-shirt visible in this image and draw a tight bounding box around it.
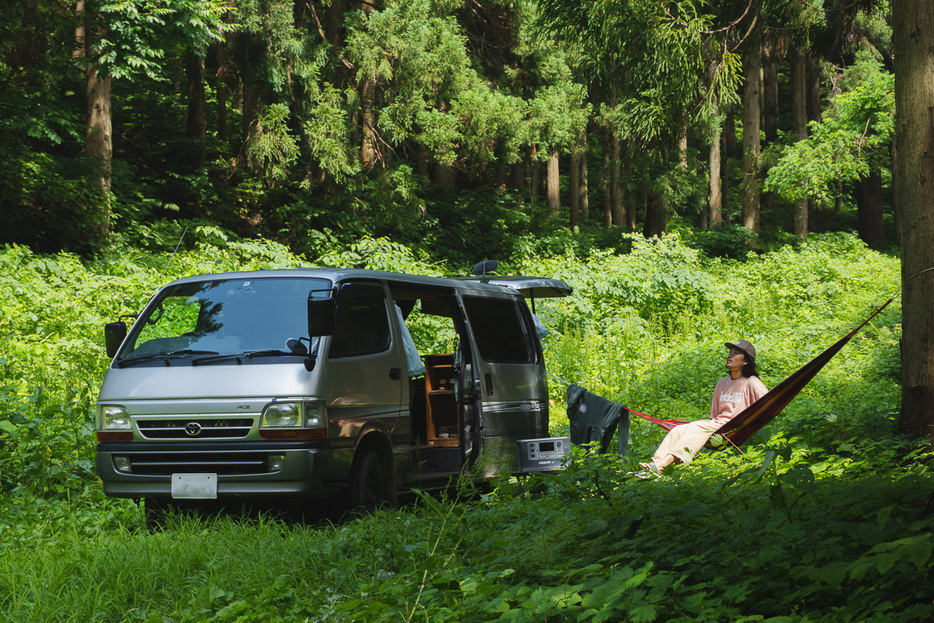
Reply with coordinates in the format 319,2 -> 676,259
709,375 -> 768,423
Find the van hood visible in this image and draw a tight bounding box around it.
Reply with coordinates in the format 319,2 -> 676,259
98,363 -> 317,402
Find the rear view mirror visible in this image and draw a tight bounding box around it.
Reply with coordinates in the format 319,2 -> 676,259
307,290 -> 336,337
105,321 -> 127,358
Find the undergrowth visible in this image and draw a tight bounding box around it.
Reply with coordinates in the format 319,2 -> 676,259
1,226 -> 928,622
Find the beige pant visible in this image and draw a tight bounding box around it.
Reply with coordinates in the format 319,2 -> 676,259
652,419 -> 723,465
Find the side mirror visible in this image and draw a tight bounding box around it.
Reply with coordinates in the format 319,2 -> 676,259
307,291 -> 336,337
105,321 -> 127,358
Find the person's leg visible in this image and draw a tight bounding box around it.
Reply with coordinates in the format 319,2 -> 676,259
651,424 -> 688,466
674,419 -> 721,463
651,420 -> 721,471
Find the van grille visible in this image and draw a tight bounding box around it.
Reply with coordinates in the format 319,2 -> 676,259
137,418 -> 254,440
126,451 -> 271,475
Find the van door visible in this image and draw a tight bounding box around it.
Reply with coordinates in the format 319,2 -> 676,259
324,281 -> 404,447
456,292 -> 548,476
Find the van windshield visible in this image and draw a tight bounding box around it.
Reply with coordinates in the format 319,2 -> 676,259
117,277 -> 330,366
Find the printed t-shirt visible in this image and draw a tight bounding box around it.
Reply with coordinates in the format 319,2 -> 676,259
709,375 -> 768,423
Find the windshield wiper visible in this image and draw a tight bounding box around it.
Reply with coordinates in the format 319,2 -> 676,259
192,349 -> 304,365
118,349 -> 219,368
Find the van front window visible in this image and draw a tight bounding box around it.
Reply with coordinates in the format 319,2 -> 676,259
118,277 -> 330,365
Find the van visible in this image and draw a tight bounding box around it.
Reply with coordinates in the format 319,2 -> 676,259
95,266 -> 570,516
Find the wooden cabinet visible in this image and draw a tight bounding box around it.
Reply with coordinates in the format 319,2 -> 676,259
423,354 -> 458,446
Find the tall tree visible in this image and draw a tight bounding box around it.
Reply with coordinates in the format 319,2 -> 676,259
77,1 -> 112,241
790,46 -> 809,238
740,8 -> 762,234
765,57 -> 894,241
536,0 -> 742,236
186,46 -> 207,170
894,0 -> 934,441
78,0 -> 228,236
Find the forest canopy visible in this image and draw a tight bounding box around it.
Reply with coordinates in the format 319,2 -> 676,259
0,0 -> 898,262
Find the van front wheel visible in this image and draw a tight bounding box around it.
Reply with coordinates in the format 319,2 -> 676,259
350,449 -> 388,512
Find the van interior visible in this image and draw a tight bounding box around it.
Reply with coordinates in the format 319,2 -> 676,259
390,285 -> 469,477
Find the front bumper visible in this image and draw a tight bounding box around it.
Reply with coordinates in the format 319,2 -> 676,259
95,439 -> 338,500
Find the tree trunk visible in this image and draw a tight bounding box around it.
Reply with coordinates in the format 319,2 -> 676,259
418,143 -> 429,177
74,1 -> 85,60
891,138 -> 900,239
679,125 -> 688,168
512,162 -> 525,190
361,75 -> 379,168
602,128 -> 612,228
570,140 -> 581,228
625,173 -> 637,230
546,152 -> 560,215
806,55 -> 824,231
806,58 -> 822,125
705,52 -> 721,229
611,134 -> 624,226
791,47 -> 809,239
530,160 -> 542,200
433,161 -> 454,191
722,106 -> 735,220
855,170 -> 884,249
741,24 -> 762,234
708,131 -> 722,228
85,61 -> 112,240
215,42 -> 229,143
762,35 -> 780,142
77,1 -> 111,242
326,0 -> 349,46
187,48 -> 207,170
894,0 -> 934,440
643,192 -> 667,237
240,78 -> 262,172
580,129 -> 589,222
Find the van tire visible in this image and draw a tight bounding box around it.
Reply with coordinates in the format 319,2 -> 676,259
349,449 -> 388,513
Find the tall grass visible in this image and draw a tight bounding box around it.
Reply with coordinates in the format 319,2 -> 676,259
2,229 -> 928,622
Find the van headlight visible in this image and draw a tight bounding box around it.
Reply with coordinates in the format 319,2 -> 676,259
260,401 -> 326,438
261,402 -> 303,427
99,405 -> 130,430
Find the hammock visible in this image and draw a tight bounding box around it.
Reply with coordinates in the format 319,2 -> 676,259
628,298 -> 894,449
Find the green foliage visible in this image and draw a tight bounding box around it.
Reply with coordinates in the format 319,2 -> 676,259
0,229 -> 920,622
681,223 -> 758,259
244,103 -> 300,185
765,53 -> 894,209
96,0 -> 230,80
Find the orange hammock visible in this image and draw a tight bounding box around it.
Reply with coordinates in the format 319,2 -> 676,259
627,298 -> 894,448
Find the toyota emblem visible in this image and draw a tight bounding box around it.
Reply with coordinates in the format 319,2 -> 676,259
184,422 -> 202,437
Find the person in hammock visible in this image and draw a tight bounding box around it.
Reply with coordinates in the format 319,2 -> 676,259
641,340 -> 768,475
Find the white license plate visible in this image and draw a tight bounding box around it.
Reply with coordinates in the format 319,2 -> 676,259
171,473 -> 218,499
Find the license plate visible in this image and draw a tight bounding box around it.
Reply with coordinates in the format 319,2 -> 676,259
171,473 -> 218,499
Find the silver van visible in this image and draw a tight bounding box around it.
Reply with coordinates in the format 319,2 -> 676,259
95,267 -> 570,515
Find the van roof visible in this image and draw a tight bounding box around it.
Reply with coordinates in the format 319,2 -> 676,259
163,268 -> 572,299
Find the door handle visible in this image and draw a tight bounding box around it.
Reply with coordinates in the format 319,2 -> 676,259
485,373 -> 494,395
389,367 -> 402,380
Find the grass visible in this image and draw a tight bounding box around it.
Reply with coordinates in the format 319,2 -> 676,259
2,230 -> 931,622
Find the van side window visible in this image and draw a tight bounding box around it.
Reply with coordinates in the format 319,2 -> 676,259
462,296 -> 532,363
330,284 -> 391,358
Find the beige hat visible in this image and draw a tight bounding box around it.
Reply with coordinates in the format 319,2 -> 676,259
725,339 -> 756,361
